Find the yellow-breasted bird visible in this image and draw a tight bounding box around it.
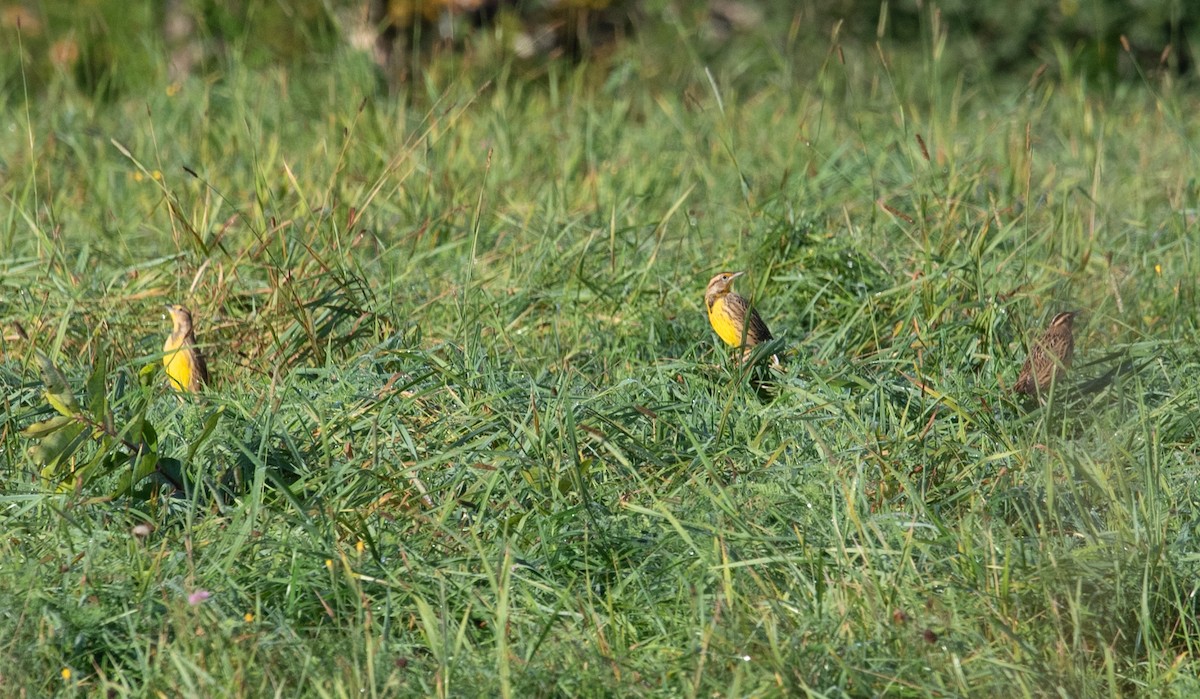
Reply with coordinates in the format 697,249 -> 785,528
163,304 -> 209,393
705,271 -> 777,364
1013,311 -> 1077,398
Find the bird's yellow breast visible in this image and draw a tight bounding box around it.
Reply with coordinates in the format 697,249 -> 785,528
163,336 -> 193,392
707,297 -> 745,347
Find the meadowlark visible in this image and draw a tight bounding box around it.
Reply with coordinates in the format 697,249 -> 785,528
163,304 -> 209,393
705,271 -> 776,364
1014,311 -> 1077,398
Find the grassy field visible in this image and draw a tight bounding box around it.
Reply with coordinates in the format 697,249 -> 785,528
3,6 -> 1200,697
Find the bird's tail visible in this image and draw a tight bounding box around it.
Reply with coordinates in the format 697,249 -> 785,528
743,338 -> 787,372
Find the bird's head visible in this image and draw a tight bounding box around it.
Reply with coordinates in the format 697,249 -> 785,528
706,271 -> 744,299
1050,311 -> 1078,330
165,304 -> 194,334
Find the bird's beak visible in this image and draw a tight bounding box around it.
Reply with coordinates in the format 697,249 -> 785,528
730,271 -> 745,280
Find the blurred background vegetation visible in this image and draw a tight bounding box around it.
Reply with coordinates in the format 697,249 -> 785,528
1,0 -> 1195,102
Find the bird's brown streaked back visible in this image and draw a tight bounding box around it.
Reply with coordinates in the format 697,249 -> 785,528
1014,311 -> 1077,397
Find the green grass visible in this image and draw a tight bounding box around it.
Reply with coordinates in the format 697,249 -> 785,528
3,8 -> 1200,697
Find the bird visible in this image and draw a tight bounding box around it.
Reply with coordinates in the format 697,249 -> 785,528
163,304 -> 209,393
704,271 -> 776,364
1013,311 -> 1077,398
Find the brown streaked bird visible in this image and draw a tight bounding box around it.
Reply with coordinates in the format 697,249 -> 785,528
163,304 -> 209,393
1014,311 -> 1077,397
704,271 -> 776,364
